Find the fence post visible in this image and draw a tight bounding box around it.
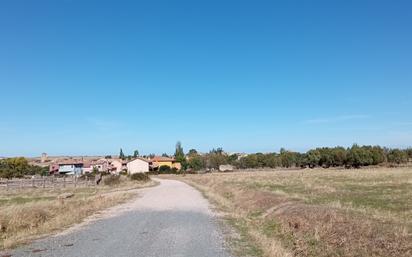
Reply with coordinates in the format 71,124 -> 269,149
63,176 -> 66,188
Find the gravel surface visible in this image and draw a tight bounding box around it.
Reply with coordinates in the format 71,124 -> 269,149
5,179 -> 232,257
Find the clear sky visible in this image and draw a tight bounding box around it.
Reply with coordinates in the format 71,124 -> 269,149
1,0 -> 411,157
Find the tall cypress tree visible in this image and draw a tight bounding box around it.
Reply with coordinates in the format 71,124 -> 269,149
174,141 -> 187,170
119,148 -> 125,160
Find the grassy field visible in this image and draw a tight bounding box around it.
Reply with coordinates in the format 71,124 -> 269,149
0,177 -> 156,250
175,167 -> 412,257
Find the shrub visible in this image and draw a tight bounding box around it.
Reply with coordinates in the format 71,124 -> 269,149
129,173 -> 149,181
103,175 -> 121,186
158,165 -> 172,174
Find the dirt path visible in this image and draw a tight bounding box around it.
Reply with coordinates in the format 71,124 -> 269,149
4,179 -> 232,257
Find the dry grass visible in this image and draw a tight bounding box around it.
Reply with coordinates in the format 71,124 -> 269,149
173,167 -> 412,257
0,176 -> 156,250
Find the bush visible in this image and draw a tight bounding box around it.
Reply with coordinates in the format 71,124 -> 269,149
387,149 -> 408,165
158,165 -> 172,174
129,173 -> 149,181
103,175 -> 121,186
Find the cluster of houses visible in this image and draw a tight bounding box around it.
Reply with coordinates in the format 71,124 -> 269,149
49,156 -> 181,176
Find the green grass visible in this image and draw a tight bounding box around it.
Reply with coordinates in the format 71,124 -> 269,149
227,217 -> 264,257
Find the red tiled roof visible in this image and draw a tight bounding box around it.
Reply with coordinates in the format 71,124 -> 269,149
128,157 -> 150,163
151,156 -> 176,162
58,160 -> 83,165
91,159 -> 108,165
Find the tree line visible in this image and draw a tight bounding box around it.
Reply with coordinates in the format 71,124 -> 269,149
185,145 -> 412,171
1,144 -> 411,178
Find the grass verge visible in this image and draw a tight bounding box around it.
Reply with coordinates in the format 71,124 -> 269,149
0,176 -> 156,250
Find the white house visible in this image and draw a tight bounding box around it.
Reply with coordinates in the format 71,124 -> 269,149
127,158 -> 150,174
57,161 -> 84,175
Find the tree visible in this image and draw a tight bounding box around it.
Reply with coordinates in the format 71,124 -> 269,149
0,157 -> 45,178
319,148 -> 334,168
306,149 -> 321,168
206,148 -> 230,169
188,149 -> 198,156
405,148 -> 412,159
188,154 -> 205,171
346,144 -> 374,168
370,146 -> 386,165
387,149 -> 408,164
119,148 -> 125,160
280,150 -> 298,168
331,147 -> 347,167
133,150 -> 139,158
174,141 -> 187,170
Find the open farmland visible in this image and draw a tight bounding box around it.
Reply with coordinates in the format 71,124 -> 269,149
176,168 -> 412,257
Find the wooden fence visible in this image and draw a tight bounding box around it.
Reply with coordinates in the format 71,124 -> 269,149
0,176 -> 96,189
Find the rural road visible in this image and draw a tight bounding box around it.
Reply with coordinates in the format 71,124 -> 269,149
6,179 -> 232,257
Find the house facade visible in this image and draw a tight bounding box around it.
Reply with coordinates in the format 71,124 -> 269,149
58,161 -> 84,175
149,156 -> 181,170
91,159 -> 110,172
109,159 -> 128,173
126,158 -> 150,174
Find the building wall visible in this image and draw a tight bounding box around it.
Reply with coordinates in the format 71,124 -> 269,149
127,159 -> 149,174
110,160 -> 123,173
155,161 -> 173,168
154,161 -> 181,170
91,163 -> 108,172
59,164 -> 83,175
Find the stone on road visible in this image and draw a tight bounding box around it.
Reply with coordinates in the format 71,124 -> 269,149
8,179 -> 232,257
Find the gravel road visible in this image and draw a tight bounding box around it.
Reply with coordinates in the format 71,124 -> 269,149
5,179 -> 232,257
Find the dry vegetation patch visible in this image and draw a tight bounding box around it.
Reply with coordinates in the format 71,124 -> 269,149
175,168 -> 412,257
0,177 -> 156,250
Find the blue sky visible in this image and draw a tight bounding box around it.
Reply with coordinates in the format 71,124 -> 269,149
1,0 -> 411,157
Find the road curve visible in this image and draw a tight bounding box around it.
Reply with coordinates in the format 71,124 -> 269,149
7,179 -> 232,257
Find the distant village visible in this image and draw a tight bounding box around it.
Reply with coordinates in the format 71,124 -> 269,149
40,155 -> 182,176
